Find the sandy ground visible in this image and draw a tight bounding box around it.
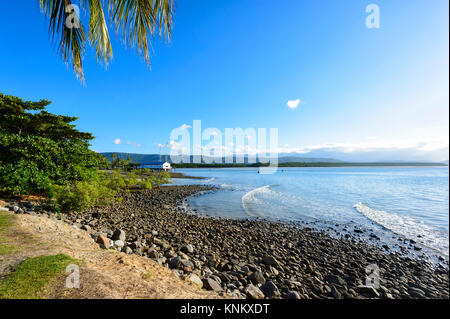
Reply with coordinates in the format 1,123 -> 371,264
0,208 -> 223,299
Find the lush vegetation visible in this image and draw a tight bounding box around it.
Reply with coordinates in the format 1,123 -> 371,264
0,254 -> 78,299
51,169 -> 170,212
0,93 -> 107,195
0,93 -> 170,213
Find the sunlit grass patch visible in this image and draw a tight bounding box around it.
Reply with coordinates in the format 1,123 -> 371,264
0,212 -> 16,255
0,254 -> 78,299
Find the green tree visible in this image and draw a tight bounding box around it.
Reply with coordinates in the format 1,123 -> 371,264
37,0 -> 175,82
0,93 -> 105,195
111,152 -> 117,169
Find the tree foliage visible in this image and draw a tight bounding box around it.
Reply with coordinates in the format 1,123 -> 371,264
0,93 -> 104,195
0,93 -> 171,213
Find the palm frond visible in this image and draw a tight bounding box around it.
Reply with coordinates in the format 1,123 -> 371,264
37,0 -> 174,81
153,0 -> 174,41
108,0 -> 174,65
38,0 -> 87,81
87,0 -> 113,66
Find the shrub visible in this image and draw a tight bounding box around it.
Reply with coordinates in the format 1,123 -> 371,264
50,170 -> 171,213
51,180 -> 116,213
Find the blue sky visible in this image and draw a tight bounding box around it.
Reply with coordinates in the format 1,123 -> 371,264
0,0 -> 448,161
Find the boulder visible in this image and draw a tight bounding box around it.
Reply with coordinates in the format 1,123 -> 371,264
112,229 -> 126,241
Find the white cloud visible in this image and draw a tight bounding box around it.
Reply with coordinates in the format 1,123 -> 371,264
179,124 -> 192,130
286,99 -> 301,109
272,138 -> 449,162
127,141 -> 142,147
156,141 -> 189,153
113,138 -> 121,145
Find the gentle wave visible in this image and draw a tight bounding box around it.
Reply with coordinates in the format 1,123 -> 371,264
202,177 -> 216,183
354,202 -> 449,256
241,185 -> 276,217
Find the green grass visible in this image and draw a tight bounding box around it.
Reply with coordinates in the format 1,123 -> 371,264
0,212 -> 16,255
0,254 -> 78,299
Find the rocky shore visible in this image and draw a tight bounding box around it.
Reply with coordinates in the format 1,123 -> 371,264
7,185 -> 450,299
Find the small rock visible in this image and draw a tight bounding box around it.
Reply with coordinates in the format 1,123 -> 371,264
81,225 -> 92,232
130,241 -> 141,249
187,273 -> 203,288
112,229 -> 126,241
248,270 -> 265,285
122,246 -> 133,254
262,255 -> 280,268
324,274 -> 346,286
96,234 -> 110,248
148,249 -> 161,259
331,286 -> 342,299
240,266 -> 250,273
408,287 -> 426,298
202,278 -> 223,292
181,244 -> 194,254
244,284 -> 264,299
169,256 -> 182,268
114,240 -> 124,248
356,285 -> 380,298
285,291 -> 301,299
260,281 -> 280,298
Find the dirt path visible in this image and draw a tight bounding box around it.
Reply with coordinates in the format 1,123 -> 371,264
0,208 -> 223,299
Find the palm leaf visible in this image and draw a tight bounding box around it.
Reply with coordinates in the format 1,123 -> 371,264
108,0 -> 174,65
38,0 -> 174,81
38,0 -> 87,81
86,0 -> 113,66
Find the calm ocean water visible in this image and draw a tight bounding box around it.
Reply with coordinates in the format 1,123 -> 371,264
171,167 -> 449,258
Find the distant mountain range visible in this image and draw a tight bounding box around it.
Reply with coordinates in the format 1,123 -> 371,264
101,152 -> 343,164
101,152 -> 448,165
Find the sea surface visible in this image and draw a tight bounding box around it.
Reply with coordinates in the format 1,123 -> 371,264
170,167 -> 449,259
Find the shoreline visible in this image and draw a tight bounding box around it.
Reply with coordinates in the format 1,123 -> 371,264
5,185 -> 449,299
57,185 -> 449,299
169,172 -> 205,180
